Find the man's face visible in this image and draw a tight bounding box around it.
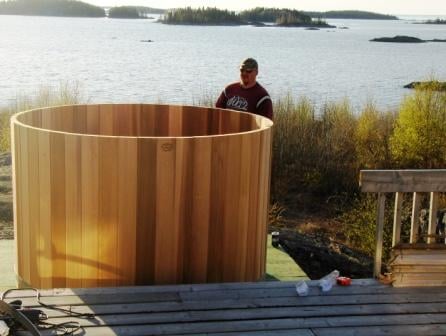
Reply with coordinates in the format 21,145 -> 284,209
240,68 -> 258,87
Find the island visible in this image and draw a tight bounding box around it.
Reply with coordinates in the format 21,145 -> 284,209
108,6 -> 165,18
370,35 -> 425,43
240,7 -> 335,27
370,35 -> 446,43
162,7 -> 335,28
0,0 -> 105,17
130,6 -> 165,15
418,18 -> 446,24
304,10 -> 397,20
108,6 -> 146,19
275,16 -> 334,28
161,7 -> 243,25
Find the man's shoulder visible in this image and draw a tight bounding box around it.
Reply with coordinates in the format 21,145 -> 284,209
254,82 -> 270,96
225,82 -> 242,91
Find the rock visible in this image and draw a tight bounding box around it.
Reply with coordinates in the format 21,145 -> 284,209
305,27 -> 320,30
370,35 -> 425,43
140,39 -> 154,43
278,229 -> 374,279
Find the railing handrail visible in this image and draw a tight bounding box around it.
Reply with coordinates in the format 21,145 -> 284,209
360,169 -> 446,192
359,169 -> 446,278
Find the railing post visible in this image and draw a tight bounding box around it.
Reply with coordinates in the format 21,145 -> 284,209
428,192 -> 439,244
374,193 -> 386,278
392,192 -> 403,247
410,192 -> 422,243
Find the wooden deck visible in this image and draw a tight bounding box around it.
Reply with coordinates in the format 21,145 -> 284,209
3,279 -> 446,335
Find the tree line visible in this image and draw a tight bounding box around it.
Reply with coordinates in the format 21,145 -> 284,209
0,0 -> 105,17
422,18 -> 446,24
304,10 -> 397,20
108,6 -> 166,18
162,7 -> 331,27
108,6 -> 144,19
0,1 -> 165,19
162,7 -> 242,25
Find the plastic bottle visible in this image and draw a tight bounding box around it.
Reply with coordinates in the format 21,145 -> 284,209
295,280 -> 309,296
319,270 -> 340,292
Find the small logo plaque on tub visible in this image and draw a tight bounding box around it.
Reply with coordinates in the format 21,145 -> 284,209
161,143 -> 174,152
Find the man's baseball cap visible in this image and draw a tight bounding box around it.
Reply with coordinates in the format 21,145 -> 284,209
240,58 -> 258,71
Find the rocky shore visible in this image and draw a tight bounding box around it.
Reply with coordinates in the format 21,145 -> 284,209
275,229 -> 374,279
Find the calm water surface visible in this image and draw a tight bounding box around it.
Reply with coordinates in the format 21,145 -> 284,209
1,15 -> 446,112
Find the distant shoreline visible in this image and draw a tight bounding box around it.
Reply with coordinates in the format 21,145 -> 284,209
0,1 -> 164,19
0,1 -> 400,21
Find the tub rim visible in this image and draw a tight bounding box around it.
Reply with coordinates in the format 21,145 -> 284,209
11,103 -> 274,140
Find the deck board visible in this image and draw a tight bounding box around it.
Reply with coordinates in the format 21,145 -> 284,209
16,292 -> 446,317
3,280 -> 446,336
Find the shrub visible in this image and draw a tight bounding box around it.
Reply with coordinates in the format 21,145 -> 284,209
355,102 -> 395,169
390,82 -> 446,168
339,194 -> 393,259
316,99 -> 358,194
271,95 -> 318,201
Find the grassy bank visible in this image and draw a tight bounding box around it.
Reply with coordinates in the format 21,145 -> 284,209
1,82 -> 445,265
271,82 -> 446,262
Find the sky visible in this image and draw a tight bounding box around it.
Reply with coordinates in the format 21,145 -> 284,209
84,0 -> 446,15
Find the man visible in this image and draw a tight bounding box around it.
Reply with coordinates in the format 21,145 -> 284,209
216,58 -> 273,120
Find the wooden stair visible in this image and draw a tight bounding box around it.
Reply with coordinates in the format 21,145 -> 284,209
390,246 -> 446,287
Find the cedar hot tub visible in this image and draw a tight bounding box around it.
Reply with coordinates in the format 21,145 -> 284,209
11,104 -> 273,288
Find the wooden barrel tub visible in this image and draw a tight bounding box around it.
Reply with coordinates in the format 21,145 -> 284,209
11,104 -> 273,288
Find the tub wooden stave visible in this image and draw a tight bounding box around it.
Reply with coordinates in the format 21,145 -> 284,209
12,104 -> 272,288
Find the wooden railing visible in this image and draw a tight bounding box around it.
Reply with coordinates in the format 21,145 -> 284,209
360,170 -> 446,277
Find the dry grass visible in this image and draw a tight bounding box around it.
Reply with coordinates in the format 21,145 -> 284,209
0,82 -> 85,238
0,81 -> 85,152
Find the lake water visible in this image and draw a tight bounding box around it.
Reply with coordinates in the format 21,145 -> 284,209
1,14 -> 446,112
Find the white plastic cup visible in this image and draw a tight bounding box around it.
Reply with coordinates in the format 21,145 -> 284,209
295,280 -> 309,296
